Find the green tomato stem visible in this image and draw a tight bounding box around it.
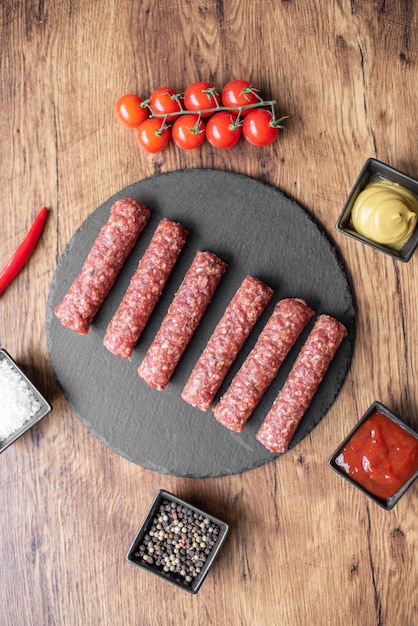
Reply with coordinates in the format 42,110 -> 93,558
155,116 -> 171,134
148,98 -> 277,119
139,91 -> 288,133
243,86 -> 263,102
269,115 -> 289,129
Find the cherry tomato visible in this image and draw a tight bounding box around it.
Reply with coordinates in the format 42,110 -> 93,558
148,86 -> 182,120
183,81 -> 219,117
206,111 -> 242,149
136,118 -> 171,153
221,80 -> 260,115
242,108 -> 279,146
172,114 -> 206,150
115,94 -> 148,128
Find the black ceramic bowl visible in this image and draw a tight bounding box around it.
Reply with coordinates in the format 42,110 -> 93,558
336,158 -> 418,262
0,349 -> 52,454
328,401 -> 418,510
126,489 -> 229,594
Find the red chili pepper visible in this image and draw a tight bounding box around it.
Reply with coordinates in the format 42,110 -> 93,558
0,206 -> 49,296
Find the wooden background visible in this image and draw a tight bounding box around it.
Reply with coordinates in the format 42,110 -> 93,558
1,1 -> 417,624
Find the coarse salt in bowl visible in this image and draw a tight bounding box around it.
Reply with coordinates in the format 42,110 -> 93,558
0,348 -> 52,454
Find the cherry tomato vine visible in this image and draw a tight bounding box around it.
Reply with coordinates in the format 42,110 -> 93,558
115,80 -> 288,153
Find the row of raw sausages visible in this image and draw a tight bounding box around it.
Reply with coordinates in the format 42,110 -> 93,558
54,197 -> 348,453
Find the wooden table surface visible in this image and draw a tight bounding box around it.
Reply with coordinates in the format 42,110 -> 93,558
1,2 -> 417,625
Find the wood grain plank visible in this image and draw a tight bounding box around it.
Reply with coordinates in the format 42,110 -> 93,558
0,1 -> 417,624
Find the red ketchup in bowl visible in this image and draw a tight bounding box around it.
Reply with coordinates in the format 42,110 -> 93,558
335,410 -> 418,502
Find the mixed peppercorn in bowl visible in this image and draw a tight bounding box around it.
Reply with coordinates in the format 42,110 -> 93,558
126,489 -> 229,593
0,349 -> 52,454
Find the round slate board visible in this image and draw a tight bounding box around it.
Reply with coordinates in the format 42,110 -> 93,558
46,169 -> 355,477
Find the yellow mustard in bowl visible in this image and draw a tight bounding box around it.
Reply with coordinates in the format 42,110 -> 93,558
351,177 -> 418,251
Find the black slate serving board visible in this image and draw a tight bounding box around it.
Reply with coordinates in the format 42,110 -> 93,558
46,169 -> 355,477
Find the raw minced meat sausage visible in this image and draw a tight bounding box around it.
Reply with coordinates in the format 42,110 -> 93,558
54,198 -> 151,335
213,298 -> 314,432
103,218 -> 188,359
138,250 -> 227,391
181,275 -> 274,412
255,313 -> 348,453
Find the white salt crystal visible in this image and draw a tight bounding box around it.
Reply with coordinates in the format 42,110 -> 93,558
0,359 -> 41,442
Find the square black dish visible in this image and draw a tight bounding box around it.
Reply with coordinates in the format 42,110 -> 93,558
336,158 -> 418,261
126,489 -> 229,593
0,348 -> 52,454
328,401 -> 418,510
